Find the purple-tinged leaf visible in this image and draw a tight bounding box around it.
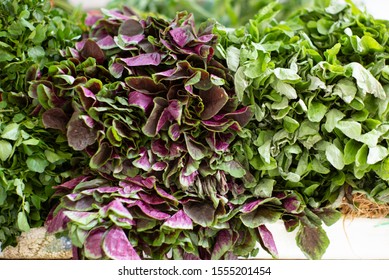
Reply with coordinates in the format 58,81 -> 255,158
90,142 -> 113,169
77,86 -> 97,110
125,76 -> 166,95
312,207 -> 341,227
128,91 -> 154,113
283,196 -> 303,214
258,225 -> 278,258
133,201 -> 171,220
221,106 -> 253,128
157,107 -> 174,133
80,115 -> 95,128
197,34 -> 214,43
179,170 -> 198,188
169,26 -> 195,48
53,176 -> 91,191
42,108 -> 68,132
99,199 -> 133,220
184,134 -> 208,160
64,211 -> 99,225
133,147 -> 151,171
109,62 -> 124,79
97,35 -> 116,50
151,139 -> 169,157
152,161 -> 168,171
119,19 -> 144,36
199,85 -> 229,120
168,123 -> 181,141
296,221 -> 330,260
241,199 -> 266,213
163,210 -> 193,230
211,229 -> 233,260
84,227 -> 106,259
85,12 -> 102,26
67,112 -> 97,151
183,200 -> 215,227
101,8 -> 131,21
102,226 -> 141,260
80,39 -> 105,64
45,208 -> 70,233
167,100 -> 182,122
120,34 -> 145,44
240,207 -> 282,228
142,98 -> 167,137
155,187 -> 179,205
138,192 -> 166,205
206,132 -> 229,152
62,196 -> 96,211
284,217 -> 299,232
121,53 -> 161,67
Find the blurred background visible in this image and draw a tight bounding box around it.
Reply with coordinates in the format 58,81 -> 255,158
67,0 -> 389,24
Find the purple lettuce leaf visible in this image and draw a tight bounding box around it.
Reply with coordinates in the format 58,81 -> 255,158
80,39 -> 106,64
121,53 -> 162,67
211,229 -> 233,260
162,209 -> 193,230
258,225 -> 278,258
99,199 -> 134,220
102,226 -> 141,260
64,211 -> 99,226
84,227 -> 106,259
118,19 -> 144,36
125,76 -> 167,95
90,142 -> 113,169
182,200 -> 215,227
198,85 -> 228,120
132,147 -> 152,171
67,112 -> 97,151
169,26 -> 195,48
128,91 -> 154,113
42,108 -> 69,132
45,208 -> 70,234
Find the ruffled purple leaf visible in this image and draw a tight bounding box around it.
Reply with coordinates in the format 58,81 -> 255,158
90,142 -> 113,169
128,91 -> 154,113
80,39 -> 105,64
169,26 -> 195,48
84,227 -> 106,259
125,76 -> 166,95
179,170 -> 198,188
102,226 -> 141,260
138,192 -> 166,205
211,229 -> 233,260
121,52 -> 161,67
184,134 -> 208,160
220,106 -> 253,128
77,86 -> 97,110
120,34 -> 145,44
283,196 -> 303,214
152,161 -> 168,171
183,200 -> 215,227
45,208 -> 70,234
62,196 -> 96,211
67,112 -> 97,151
119,19 -> 144,36
151,139 -> 169,157
198,85 -> 229,120
155,187 -> 179,205
97,35 -> 116,50
168,123 -> 181,141
258,225 -> 278,258
142,98 -> 167,137
109,62 -> 124,79
99,199 -> 134,220
163,210 -> 193,230
132,147 -> 151,171
133,201 -> 170,220
64,211 -> 99,225
42,108 -> 68,132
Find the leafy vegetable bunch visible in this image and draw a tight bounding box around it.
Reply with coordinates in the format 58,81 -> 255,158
215,1 -> 389,257
0,0 -> 85,248
31,7 -> 294,259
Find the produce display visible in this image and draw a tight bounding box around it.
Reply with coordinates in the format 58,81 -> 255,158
1,0 -> 388,259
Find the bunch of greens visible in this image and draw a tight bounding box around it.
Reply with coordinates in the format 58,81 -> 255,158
215,0 -> 389,258
0,0 -> 85,248
31,7 -> 313,260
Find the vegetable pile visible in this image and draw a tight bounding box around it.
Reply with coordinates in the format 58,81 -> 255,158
1,0 -> 389,260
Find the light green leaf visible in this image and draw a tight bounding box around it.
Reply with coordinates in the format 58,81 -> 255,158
0,140 -> 12,161
325,143 -> 345,170
332,78 -> 357,104
234,67 -> 248,101
274,67 -> 300,81
324,109 -> 345,132
367,146 -> 388,165
348,62 -> 386,99
344,139 -> 362,165
26,156 -> 49,173
17,212 -> 30,232
1,123 -> 20,140
226,46 -> 240,72
218,160 -> 246,178
272,79 -> 297,99
336,120 -> 361,139
253,179 -> 276,198
308,102 -> 328,123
